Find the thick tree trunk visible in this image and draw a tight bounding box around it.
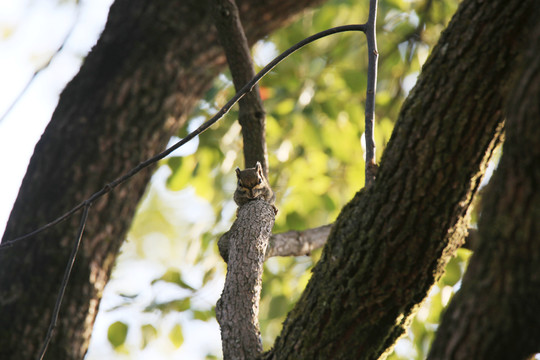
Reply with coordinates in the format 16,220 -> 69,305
264,0 -> 537,359
428,19 -> 540,360
0,0 -> 324,358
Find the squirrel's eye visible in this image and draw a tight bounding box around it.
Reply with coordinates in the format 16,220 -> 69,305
257,178 -> 262,184
238,181 -> 243,187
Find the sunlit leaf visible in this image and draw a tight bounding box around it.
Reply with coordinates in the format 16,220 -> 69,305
275,98 -> 296,115
441,256 -> 461,287
193,309 -> 214,322
169,323 -> 184,348
141,324 -> 158,349
427,291 -> 443,324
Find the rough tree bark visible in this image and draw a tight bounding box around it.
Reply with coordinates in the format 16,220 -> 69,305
0,0 -> 324,358
217,200 -> 276,359
267,224 -> 331,259
263,0 -> 537,358
428,19 -> 540,360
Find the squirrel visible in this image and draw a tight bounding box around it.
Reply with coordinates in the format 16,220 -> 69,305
234,161 -> 277,214
220,161 -> 277,262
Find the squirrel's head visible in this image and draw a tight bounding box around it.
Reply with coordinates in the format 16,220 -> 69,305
235,162 -> 266,199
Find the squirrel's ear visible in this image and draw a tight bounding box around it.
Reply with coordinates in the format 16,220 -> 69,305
235,167 -> 241,176
255,161 -> 264,176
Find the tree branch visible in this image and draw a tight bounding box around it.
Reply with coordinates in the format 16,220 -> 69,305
364,0 -> 379,186
216,200 -> 276,359
266,224 -> 331,259
267,223 -> 478,259
213,0 -> 269,175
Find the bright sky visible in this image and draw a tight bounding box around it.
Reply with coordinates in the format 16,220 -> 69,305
0,0 -> 113,237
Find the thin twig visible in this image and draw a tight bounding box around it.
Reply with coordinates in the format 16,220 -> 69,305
364,0 -> 379,186
1,24 -> 367,249
37,202 -> 90,360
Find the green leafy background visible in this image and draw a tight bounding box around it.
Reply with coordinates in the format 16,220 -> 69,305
87,0 -> 474,358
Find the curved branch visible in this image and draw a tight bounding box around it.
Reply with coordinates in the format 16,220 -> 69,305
213,0 -> 269,175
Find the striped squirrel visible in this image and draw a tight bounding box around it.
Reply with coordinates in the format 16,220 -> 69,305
234,161 -> 277,214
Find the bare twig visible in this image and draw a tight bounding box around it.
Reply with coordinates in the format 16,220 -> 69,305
37,202 -> 90,360
364,0 -> 379,186
1,24 -> 367,249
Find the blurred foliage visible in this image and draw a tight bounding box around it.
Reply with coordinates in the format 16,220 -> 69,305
99,0 -> 465,358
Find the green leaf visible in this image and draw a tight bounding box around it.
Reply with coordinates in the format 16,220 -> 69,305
426,291 -> 443,324
285,211 -> 306,230
107,321 -> 128,348
441,256 -> 462,287
275,98 -> 296,115
202,268 -> 216,285
152,269 -> 196,291
141,324 -> 158,349
342,68 -> 365,92
169,323 -> 184,348
193,309 -> 214,322
167,156 -> 196,191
